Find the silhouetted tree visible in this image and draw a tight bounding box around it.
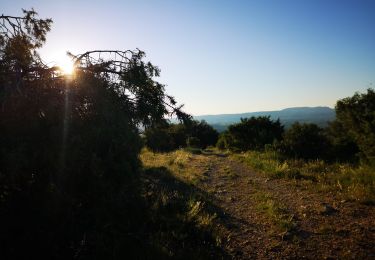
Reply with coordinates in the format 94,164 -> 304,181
144,122 -> 178,152
168,123 -> 189,147
0,9 -> 190,259
223,116 -> 284,151
144,120 -> 218,151
334,88 -> 375,164
190,120 -> 219,148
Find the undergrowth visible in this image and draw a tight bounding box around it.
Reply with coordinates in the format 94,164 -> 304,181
141,148 -> 210,185
140,149 -> 226,258
253,191 -> 296,234
233,151 -> 375,204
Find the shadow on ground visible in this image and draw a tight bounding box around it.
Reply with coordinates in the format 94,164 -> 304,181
140,166 -> 234,259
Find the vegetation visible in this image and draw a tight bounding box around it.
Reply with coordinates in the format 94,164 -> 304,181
139,165 -> 225,258
280,122 -> 330,160
0,9 -> 220,259
190,120 -> 219,148
233,150 -> 375,204
217,89 -> 374,164
143,122 -> 183,152
217,116 -> 284,151
335,89 -> 375,164
220,89 -> 375,205
325,120 -> 359,163
1,8 -> 374,260
141,147 -> 375,258
253,191 -> 296,233
144,120 -> 218,152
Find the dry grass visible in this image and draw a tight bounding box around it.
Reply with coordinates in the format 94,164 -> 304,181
140,150 -> 225,257
253,191 -> 296,233
141,148 -> 211,185
233,151 -> 375,204
140,148 -> 222,235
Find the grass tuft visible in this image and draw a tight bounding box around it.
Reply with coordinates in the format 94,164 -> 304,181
233,151 -> 375,203
253,191 -> 296,233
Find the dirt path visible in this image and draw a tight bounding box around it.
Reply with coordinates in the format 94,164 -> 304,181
195,152 -> 375,259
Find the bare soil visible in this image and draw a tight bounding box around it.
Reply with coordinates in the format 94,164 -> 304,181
192,151 -> 375,259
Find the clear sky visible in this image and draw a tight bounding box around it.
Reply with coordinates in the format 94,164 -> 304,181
2,0 -> 375,115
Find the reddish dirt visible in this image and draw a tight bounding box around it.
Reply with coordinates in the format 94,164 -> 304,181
194,152 -> 375,259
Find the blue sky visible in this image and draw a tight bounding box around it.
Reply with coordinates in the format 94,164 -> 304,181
2,0 -> 375,115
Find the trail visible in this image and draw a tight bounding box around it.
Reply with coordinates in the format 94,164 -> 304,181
194,152 -> 375,259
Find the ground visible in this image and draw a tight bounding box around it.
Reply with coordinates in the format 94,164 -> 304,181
141,149 -> 375,259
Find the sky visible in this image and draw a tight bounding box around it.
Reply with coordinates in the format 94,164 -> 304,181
2,0 -> 375,115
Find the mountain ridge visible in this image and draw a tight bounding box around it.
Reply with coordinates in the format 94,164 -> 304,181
190,106 -> 335,132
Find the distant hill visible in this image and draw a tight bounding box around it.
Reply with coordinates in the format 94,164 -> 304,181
193,107 -> 335,132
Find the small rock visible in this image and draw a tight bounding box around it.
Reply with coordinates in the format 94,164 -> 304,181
319,203 -> 337,215
280,231 -> 293,240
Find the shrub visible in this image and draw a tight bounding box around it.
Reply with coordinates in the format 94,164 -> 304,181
187,136 -> 201,148
190,120 -> 219,148
325,120 -> 359,162
281,122 -> 329,160
224,116 -> 284,151
144,123 -> 177,152
335,88 -> 375,164
145,120 -> 218,151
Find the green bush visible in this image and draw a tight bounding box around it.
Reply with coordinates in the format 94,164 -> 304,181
325,120 -> 359,162
190,120 -> 219,148
144,123 -> 177,152
216,132 -> 234,150
216,135 -> 227,150
145,120 -> 218,151
187,136 -> 201,148
221,116 -> 284,151
281,122 -> 330,160
335,88 -> 375,164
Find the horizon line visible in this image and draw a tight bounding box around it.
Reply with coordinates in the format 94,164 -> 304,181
191,105 -> 334,117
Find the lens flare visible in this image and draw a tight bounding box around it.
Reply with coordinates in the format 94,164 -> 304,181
52,52 -> 75,75
59,60 -> 74,75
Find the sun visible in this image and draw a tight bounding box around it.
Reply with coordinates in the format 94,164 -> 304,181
58,58 -> 75,75
52,52 -> 75,75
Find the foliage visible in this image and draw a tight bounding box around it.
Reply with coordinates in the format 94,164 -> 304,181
143,122 -> 177,152
0,9 -> 191,259
144,122 -> 186,152
335,88 -> 375,164
325,120 -> 359,162
216,132 -> 234,150
187,136 -> 201,148
189,120 -> 219,148
219,116 -> 284,151
0,9 -> 52,78
281,122 -> 330,160
144,120 -> 218,152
